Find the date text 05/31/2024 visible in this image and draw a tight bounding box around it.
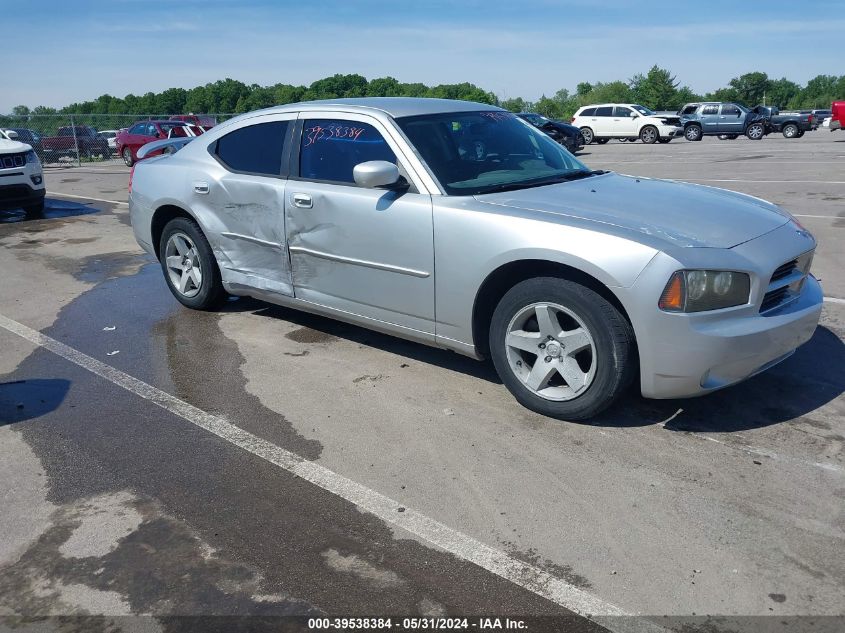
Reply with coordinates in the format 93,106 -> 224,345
307,617 -> 528,630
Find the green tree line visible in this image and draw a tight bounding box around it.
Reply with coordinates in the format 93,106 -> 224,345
9,68 -> 845,121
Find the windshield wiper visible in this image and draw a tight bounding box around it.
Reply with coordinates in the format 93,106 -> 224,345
477,170 -> 607,194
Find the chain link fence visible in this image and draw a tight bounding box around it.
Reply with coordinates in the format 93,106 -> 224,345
0,113 -> 236,167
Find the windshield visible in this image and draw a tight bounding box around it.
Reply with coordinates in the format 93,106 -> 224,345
396,111 -> 590,195
632,105 -> 656,116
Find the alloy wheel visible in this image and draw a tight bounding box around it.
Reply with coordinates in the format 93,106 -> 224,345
504,302 -> 597,402
164,232 -> 203,298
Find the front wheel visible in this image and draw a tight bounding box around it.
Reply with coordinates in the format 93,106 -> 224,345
159,217 -> 227,310
684,124 -> 702,141
746,123 -> 765,140
579,127 -> 594,145
489,278 -> 636,421
782,124 -> 799,138
639,126 -> 658,144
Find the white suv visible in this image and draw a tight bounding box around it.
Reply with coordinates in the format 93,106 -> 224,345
572,104 -> 683,145
0,129 -> 46,214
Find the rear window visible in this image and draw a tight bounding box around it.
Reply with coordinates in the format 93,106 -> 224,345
214,121 -> 289,176
680,105 -> 697,115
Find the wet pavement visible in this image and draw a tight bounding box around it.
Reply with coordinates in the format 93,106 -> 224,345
1,133 -> 844,632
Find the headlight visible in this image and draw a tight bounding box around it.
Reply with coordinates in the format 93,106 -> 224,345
659,270 -> 750,312
25,150 -> 39,165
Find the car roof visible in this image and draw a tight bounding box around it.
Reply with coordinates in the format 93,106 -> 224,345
242,97 -> 503,119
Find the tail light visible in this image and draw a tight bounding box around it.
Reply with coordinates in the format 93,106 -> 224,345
128,166 -> 135,193
571,117 -> 576,123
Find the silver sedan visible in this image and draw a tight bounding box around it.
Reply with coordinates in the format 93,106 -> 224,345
129,98 -> 822,420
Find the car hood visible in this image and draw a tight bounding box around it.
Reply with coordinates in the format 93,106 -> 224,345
473,172 -> 792,248
0,138 -> 32,153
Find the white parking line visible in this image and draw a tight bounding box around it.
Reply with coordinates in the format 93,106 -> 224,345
0,312 -> 665,631
793,214 -> 839,219
685,179 -> 845,184
825,297 -> 845,305
47,191 -> 128,206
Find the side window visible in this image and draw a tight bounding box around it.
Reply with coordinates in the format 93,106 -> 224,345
613,106 -> 632,117
129,123 -> 146,135
580,108 -> 596,117
702,105 -> 719,115
215,120 -> 289,176
594,107 -> 613,117
299,119 -> 396,185
680,105 -> 697,115
721,104 -> 740,115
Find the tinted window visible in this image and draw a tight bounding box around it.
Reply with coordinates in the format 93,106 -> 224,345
581,108 -> 596,116
215,121 -> 289,176
595,107 -> 613,117
299,119 -> 396,184
702,105 -> 719,115
721,104 -> 740,115
129,123 -> 146,134
613,106 -> 633,117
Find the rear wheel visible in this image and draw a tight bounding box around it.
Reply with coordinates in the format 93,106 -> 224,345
122,147 -> 134,167
782,123 -> 799,138
489,277 -> 636,421
579,127 -> 594,145
684,124 -> 702,141
596,138 -> 609,145
639,126 -> 659,144
746,123 -> 765,140
159,217 -> 226,310
657,137 -> 671,143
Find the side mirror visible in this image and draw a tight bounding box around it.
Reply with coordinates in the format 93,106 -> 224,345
6,130 -> 19,139
353,160 -> 402,189
629,112 -> 639,118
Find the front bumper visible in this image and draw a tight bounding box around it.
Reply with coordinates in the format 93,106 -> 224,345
622,222 -> 823,399
0,168 -> 45,210
657,124 -> 684,138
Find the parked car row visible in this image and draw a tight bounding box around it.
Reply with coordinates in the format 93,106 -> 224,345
0,128 -> 45,214
116,119 -> 209,166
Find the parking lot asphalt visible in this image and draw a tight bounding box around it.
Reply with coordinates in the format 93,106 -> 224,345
1,132 -> 843,630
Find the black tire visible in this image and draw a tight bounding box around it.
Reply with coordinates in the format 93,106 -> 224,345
489,277 -> 636,421
24,200 -> 45,217
684,124 -> 702,141
579,127 -> 594,145
796,131 -> 804,137
746,123 -> 764,140
595,138 -> 609,145
657,137 -> 671,143
782,124 -> 799,139
159,217 -> 227,310
639,125 -> 659,144
122,147 -> 134,167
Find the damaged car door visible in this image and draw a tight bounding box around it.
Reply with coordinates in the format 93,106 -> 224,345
285,114 -> 435,336
199,114 -> 295,296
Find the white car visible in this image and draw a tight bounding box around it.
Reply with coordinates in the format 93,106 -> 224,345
98,130 -> 118,153
572,104 -> 684,145
0,129 -> 45,214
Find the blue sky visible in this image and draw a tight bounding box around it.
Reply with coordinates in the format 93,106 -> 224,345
3,0 -> 843,111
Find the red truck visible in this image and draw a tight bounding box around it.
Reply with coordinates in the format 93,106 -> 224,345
41,126 -> 111,162
829,101 -> 844,132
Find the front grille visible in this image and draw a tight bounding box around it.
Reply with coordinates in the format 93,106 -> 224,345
760,286 -> 790,313
770,258 -> 798,282
0,153 -> 26,169
0,184 -> 31,201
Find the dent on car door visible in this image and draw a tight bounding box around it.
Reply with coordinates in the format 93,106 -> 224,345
196,116 -> 295,296
285,115 -> 436,335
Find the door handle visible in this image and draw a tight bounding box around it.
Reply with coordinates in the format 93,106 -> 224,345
293,193 -> 313,209
193,181 -> 209,194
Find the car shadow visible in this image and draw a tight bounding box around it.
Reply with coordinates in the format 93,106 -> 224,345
0,379 -> 71,426
590,325 -> 844,431
0,199 -> 98,224
231,296 -> 843,431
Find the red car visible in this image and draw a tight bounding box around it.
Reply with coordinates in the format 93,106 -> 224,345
116,120 -> 203,166
830,101 -> 844,132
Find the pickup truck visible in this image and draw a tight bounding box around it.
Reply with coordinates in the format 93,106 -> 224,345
41,126 -> 111,162
829,101 -> 844,132
751,106 -> 815,138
